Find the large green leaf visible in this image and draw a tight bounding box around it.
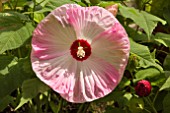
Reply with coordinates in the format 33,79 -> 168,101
0,58 -> 34,99
130,38 -> 163,71
119,5 -> 166,39
15,78 -> 49,110
0,12 -> 34,54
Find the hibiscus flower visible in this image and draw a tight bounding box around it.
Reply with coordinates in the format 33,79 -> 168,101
31,4 -> 130,103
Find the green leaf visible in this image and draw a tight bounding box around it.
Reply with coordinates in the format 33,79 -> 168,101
0,58 -> 33,99
163,92 -> 170,113
154,33 -> 170,47
34,13 -> 45,23
163,55 -> 170,71
150,0 -> 170,18
127,96 -> 144,113
130,38 -> 163,71
0,55 -> 16,70
22,78 -> 49,98
0,12 -> 34,54
163,6 -> 170,25
125,26 -> 148,42
119,5 -> 166,39
160,76 -> 170,91
0,95 -> 13,112
94,91 -> 122,103
134,67 -> 165,86
45,0 -> 74,10
15,78 -> 49,110
15,97 -> 30,111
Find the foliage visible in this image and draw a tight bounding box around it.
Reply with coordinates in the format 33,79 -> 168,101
0,0 -> 170,113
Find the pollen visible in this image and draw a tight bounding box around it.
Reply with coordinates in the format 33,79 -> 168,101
70,39 -> 91,61
77,46 -> 85,58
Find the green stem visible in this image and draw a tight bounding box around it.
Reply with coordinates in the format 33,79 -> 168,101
14,0 -> 18,10
77,102 -> 90,113
153,90 -> 159,104
77,103 -> 85,113
144,97 -> 158,113
144,108 -> 152,113
17,48 -> 22,58
82,102 -> 90,113
7,0 -> 13,10
56,97 -> 63,113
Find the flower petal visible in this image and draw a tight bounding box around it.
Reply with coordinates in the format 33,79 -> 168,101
32,53 -> 77,97
60,56 -> 119,103
31,4 -> 80,60
91,22 -> 130,81
66,6 -> 117,43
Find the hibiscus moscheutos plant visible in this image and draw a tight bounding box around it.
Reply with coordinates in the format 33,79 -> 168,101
31,4 -> 130,103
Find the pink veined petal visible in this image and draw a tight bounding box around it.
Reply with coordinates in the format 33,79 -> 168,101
66,6 -> 117,43
60,56 -> 119,103
32,53 -> 77,98
91,22 -> 130,81
31,4 -> 81,60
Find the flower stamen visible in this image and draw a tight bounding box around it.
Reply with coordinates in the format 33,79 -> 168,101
77,46 -> 85,58
70,39 -> 91,61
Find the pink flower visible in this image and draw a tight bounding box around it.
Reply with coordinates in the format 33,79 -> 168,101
135,80 -> 152,97
31,4 -> 130,103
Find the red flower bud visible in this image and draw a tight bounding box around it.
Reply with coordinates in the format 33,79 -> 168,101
135,80 -> 152,97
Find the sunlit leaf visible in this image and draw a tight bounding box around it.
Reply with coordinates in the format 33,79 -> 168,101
0,12 -> 34,54
45,0 -> 74,10
154,33 -> 170,47
135,67 -> 165,86
130,38 -> 163,71
34,12 -> 45,23
119,5 -> 166,39
160,77 -> 170,91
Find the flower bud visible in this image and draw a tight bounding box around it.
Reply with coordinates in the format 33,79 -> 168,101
105,4 -> 118,17
135,80 -> 151,97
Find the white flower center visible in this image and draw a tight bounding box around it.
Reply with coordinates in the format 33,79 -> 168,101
77,46 -> 85,58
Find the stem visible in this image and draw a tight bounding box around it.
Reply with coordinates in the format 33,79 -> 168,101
144,97 -> 158,113
0,0 -> 2,12
56,97 -> 63,113
153,90 -> 159,104
144,108 -> 152,113
17,48 -> 22,58
14,0 -> 18,10
77,102 -> 90,113
77,103 -> 85,113
82,102 -> 90,113
7,0 -> 13,10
